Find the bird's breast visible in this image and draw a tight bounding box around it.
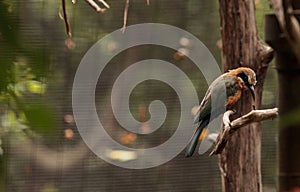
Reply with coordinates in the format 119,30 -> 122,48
226,90 -> 242,109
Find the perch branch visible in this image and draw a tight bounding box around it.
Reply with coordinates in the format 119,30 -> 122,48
209,108 -> 278,156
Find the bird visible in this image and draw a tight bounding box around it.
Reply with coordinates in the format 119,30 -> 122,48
185,67 -> 257,157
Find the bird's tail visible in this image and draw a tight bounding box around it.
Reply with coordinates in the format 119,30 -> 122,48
185,121 -> 208,157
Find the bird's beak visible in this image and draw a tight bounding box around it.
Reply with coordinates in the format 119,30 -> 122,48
248,85 -> 255,101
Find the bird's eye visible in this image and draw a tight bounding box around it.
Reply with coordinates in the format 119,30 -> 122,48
237,71 -> 249,83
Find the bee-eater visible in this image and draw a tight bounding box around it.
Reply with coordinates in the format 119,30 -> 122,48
185,67 -> 257,157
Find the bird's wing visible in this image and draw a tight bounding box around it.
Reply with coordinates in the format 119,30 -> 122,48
193,87 -> 212,124
185,118 -> 210,157
193,74 -> 239,124
223,75 -> 242,98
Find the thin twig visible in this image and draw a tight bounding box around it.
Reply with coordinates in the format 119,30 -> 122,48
209,108 -> 278,156
85,0 -> 106,13
62,0 -> 72,37
121,0 -> 130,33
98,0 -> 110,9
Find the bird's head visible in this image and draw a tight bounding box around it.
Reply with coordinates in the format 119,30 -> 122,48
229,67 -> 257,100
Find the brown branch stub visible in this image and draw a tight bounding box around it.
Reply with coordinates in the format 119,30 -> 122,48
257,43 -> 274,66
209,108 -> 278,156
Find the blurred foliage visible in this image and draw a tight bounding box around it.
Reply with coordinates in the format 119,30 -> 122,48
0,1 -> 16,94
0,1 -> 57,141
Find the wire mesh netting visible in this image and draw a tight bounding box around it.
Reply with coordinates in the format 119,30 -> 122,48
1,0 -> 277,191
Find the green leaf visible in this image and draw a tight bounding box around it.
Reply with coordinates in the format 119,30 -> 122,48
26,80 -> 46,94
22,103 -> 56,135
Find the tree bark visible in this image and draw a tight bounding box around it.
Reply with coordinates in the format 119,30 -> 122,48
218,0 -> 273,191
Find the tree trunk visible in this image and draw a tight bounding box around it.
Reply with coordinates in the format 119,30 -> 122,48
265,7 -> 300,192
218,0 -> 273,191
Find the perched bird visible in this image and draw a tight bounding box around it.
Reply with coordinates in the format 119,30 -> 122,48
185,67 -> 257,157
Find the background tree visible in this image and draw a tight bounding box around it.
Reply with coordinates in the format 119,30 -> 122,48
266,0 -> 300,191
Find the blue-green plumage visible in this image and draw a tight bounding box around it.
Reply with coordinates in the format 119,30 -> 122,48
185,118 -> 209,157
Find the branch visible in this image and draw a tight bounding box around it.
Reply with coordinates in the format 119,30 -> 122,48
209,108 -> 278,156
61,0 -> 109,37
62,0 -> 72,37
257,43 -> 274,67
85,0 -> 106,13
121,0 -> 130,33
98,0 -> 110,9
